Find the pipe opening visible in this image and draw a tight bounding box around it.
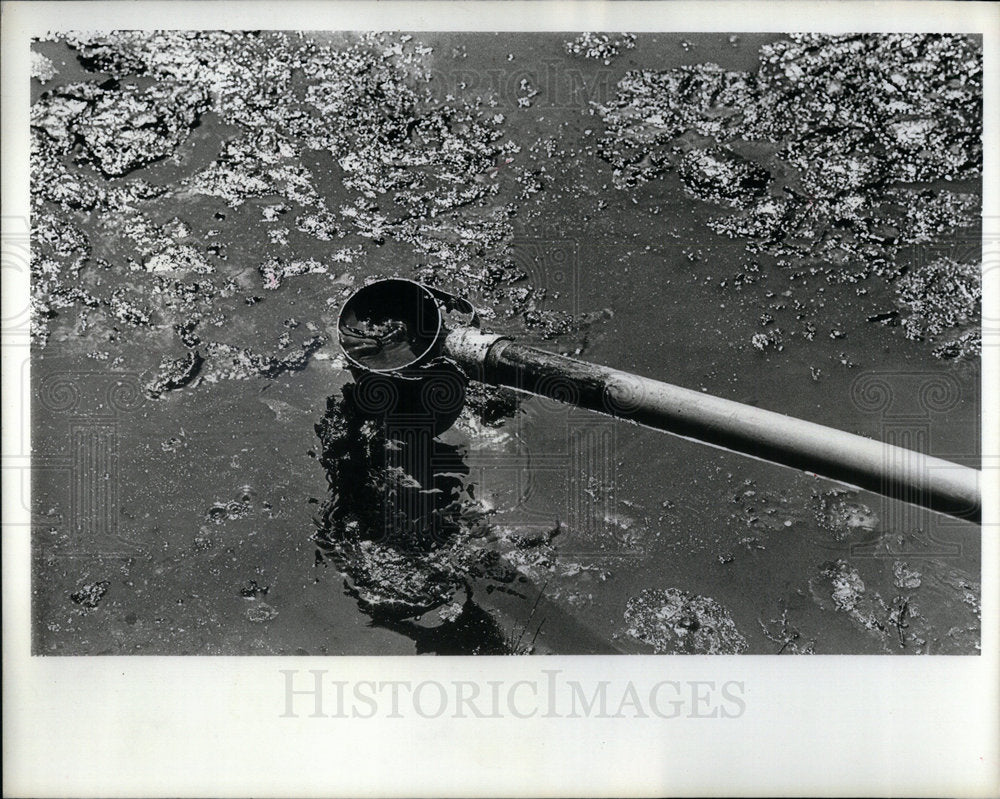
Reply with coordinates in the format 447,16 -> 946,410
337,278 -> 443,373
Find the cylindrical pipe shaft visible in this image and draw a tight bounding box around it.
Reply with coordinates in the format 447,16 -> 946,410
443,329 -> 980,523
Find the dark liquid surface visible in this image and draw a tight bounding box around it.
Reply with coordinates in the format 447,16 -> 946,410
340,315 -> 427,371
30,32 -> 981,656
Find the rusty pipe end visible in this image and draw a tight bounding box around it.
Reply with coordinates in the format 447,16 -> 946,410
441,327 -> 509,374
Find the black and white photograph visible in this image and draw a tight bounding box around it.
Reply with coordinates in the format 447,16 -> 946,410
3,1 -> 998,796
26,27 -> 984,656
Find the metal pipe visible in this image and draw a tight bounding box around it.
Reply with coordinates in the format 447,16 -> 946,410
443,328 -> 981,523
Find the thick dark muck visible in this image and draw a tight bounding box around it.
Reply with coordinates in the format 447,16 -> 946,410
30,31 -> 981,655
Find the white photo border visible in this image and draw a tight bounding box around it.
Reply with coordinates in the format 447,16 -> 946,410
3,2 -> 998,797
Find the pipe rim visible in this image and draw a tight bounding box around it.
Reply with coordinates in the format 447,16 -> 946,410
337,277 -> 444,374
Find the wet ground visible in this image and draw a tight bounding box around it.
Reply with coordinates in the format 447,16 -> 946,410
31,32 -> 981,655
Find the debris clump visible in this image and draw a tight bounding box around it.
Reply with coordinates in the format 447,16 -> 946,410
71,580 -> 110,608
597,33 -> 982,354
565,32 -> 636,65
258,257 -> 328,290
601,33 -> 981,196
895,256 -> 981,359
78,82 -> 209,176
893,561 -> 922,590
813,560 -> 871,617
202,336 -> 325,381
810,558 -> 980,653
30,31 -> 553,373
146,351 -> 203,398
678,146 -> 770,207
31,51 -> 58,83
812,489 -> 879,542
624,587 -> 749,654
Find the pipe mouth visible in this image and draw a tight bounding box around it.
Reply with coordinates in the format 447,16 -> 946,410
338,278 -> 444,373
